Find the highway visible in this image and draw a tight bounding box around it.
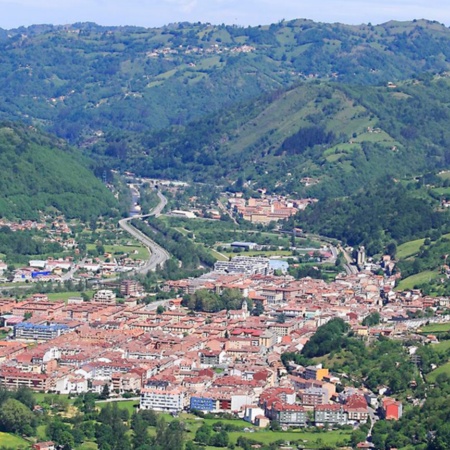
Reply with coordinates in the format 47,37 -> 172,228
118,191 -> 170,274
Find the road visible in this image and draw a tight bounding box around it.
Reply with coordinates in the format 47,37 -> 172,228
217,198 -> 238,225
366,406 -> 379,441
119,191 -> 170,274
338,244 -> 359,275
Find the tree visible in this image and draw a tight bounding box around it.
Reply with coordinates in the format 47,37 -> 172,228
270,420 -> 281,431
195,422 -> 212,445
211,430 -> 229,447
47,420 -> 75,448
386,241 -> 397,258
99,383 -> 110,400
350,429 -> 366,447
276,313 -> 286,323
362,312 -> 381,326
252,301 -> 264,316
14,387 -> 35,410
131,413 -> 151,449
156,305 -> 165,314
0,398 -> 35,435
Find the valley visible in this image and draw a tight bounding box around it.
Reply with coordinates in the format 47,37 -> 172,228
1,15 -> 450,450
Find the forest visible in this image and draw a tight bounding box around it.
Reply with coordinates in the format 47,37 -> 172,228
0,123 -> 117,220
291,181 -> 449,255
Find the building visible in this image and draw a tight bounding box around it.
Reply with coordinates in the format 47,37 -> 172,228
120,279 -> 143,297
14,322 -> 70,341
214,256 -> 271,276
357,246 -> 366,268
244,405 -> 266,424
300,387 -> 327,407
272,402 -> 307,426
382,397 -> 403,420
190,396 -> 216,412
304,365 -> 329,381
0,368 -> 50,391
93,289 -> 116,303
32,442 -> 56,450
230,242 -> 258,251
315,404 -> 348,426
199,350 -> 225,367
55,376 -> 88,394
140,387 -> 185,412
345,395 -> 369,423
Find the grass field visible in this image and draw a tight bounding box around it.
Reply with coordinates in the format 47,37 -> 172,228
396,238 -> 426,259
432,187 -> 450,196
209,248 -> 229,261
86,243 -> 149,261
228,429 -> 351,447
418,323 -> 450,334
431,340 -> 450,354
0,432 -> 30,448
33,392 -> 72,404
96,399 -> 140,415
76,443 -> 98,450
396,270 -> 439,291
45,291 -> 94,302
427,361 -> 450,383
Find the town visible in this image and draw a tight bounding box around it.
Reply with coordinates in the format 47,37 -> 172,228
1,256 -> 441,435
0,181 -> 447,449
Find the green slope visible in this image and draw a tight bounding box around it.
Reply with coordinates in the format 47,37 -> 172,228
112,75 -> 450,198
0,123 -> 117,220
0,19 -> 450,143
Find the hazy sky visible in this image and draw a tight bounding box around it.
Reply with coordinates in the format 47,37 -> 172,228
1,0 -> 449,29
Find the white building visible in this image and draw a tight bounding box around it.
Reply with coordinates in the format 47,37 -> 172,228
140,387 -> 185,412
244,405 -> 266,423
214,256 -> 271,275
93,290 -> 116,304
56,376 -> 88,394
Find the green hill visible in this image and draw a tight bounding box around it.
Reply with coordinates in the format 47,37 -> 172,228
1,19 -> 450,144
0,123 -> 117,220
107,75 -> 450,198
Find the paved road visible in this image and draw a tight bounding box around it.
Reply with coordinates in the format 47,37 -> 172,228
217,198 -> 238,225
119,191 -> 170,274
337,244 -> 359,275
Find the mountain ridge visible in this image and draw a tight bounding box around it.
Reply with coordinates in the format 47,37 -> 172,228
0,18 -> 450,143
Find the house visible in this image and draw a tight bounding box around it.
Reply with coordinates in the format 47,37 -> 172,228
382,397 -> 403,420
199,350 -> 225,367
33,442 -> 55,450
244,405 -> 266,424
345,395 -> 369,423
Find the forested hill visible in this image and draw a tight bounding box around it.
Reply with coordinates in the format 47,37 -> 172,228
0,124 -> 117,220
103,75 -> 450,198
0,19 -> 450,143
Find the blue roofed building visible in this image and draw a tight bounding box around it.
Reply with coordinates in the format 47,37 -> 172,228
14,322 -> 70,341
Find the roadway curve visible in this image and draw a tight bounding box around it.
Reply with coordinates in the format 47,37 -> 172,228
119,191 -> 170,274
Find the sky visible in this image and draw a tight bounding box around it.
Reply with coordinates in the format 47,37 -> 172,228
0,0 -> 449,30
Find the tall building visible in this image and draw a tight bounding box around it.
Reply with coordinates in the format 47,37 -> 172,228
357,246 -> 366,267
